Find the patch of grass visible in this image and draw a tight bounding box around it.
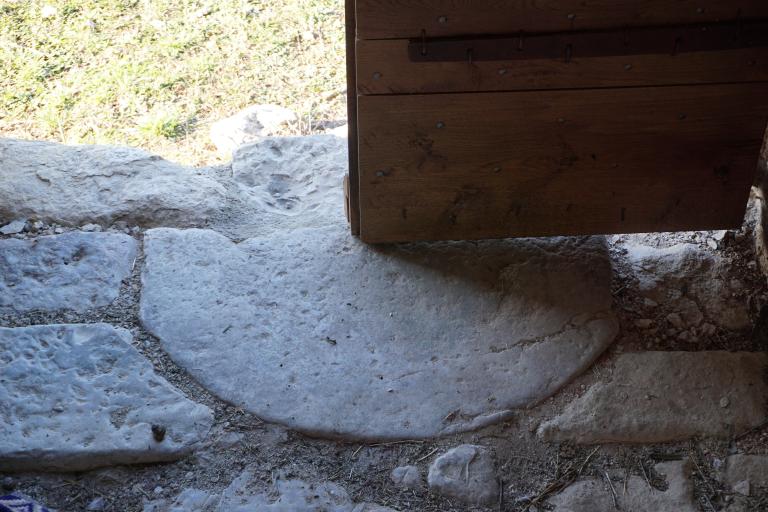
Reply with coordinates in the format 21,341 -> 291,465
0,0 -> 346,165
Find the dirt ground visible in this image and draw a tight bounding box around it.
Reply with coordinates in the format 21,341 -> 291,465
3,204 -> 768,512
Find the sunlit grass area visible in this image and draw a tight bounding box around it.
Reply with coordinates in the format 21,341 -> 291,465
0,0 -> 346,165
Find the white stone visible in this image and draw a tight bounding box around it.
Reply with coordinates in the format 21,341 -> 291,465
0,139 -> 226,228
538,351 -> 767,444
140,227 -> 618,439
86,497 -> 106,511
625,243 -> 751,330
0,219 -> 26,235
231,135 -> 347,233
210,104 -> 297,155
0,324 -> 214,471
391,465 -> 421,489
81,223 -> 102,232
427,445 -> 498,506
548,461 -> 698,512
0,232 -> 137,314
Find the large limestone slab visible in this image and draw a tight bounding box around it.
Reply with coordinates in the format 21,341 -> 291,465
0,324 -> 213,471
0,139 -> 226,227
548,461 -> 697,512
144,473 -> 396,512
140,226 -> 618,440
0,232 -> 137,314
539,351 -> 768,444
231,135 -> 347,231
625,242 -> 750,330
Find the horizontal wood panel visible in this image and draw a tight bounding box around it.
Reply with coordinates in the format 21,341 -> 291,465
357,84 -> 768,242
356,1 -> 768,39
357,41 -> 768,94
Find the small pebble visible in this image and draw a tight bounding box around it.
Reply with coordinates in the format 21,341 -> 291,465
81,223 -> 102,232
635,319 -> 653,329
1,476 -> 14,490
666,313 -> 684,329
707,239 -> 718,250
153,486 -> 164,495
720,396 -> 730,408
0,219 -> 27,235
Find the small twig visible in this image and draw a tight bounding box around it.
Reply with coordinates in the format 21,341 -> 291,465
415,448 -> 439,463
639,461 -> 653,491
689,451 -> 717,512
603,471 -> 620,510
352,445 -> 364,457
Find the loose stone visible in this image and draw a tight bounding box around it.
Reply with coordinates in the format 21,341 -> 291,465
391,465 -> 421,490
427,445 -> 498,506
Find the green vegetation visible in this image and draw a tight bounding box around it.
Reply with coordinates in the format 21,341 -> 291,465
0,0 -> 346,165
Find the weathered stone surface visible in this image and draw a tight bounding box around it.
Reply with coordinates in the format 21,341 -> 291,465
140,226 -> 618,439
539,351 -> 768,444
0,232 -> 137,314
391,465 -> 422,490
0,219 -> 26,235
548,461 -> 697,512
625,242 -> 750,330
210,104 -> 296,155
722,455 -> 768,491
427,445 -> 498,506
144,473 -> 397,512
0,324 -> 213,471
231,135 -> 347,231
0,139 -> 226,227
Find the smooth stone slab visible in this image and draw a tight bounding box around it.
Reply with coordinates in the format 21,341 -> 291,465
0,232 -> 137,314
548,461 -> 697,512
140,226 -> 618,440
538,351 -> 768,444
427,445 -> 498,506
144,473 -> 397,512
0,324 -> 213,471
232,135 -> 347,232
625,242 -> 750,330
0,139 -> 226,228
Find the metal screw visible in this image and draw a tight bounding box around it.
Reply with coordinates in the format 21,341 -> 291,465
567,13 -> 576,20
624,64 -> 632,70
493,167 -> 502,173
437,15 -> 448,24
436,121 -> 446,129
375,170 -> 387,177
372,72 -> 382,80
498,68 -> 508,75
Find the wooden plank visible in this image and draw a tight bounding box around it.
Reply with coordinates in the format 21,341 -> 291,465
357,84 -> 768,243
355,1 -> 768,39
345,0 -> 361,235
357,40 -> 768,94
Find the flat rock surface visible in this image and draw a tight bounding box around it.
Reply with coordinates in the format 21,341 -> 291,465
539,351 -> 768,444
144,473 -> 396,512
231,135 -> 347,233
626,243 -> 751,330
0,139 -> 226,228
140,226 -> 618,440
723,454 -> 768,489
0,232 -> 137,314
0,324 -> 214,471
548,461 -> 698,512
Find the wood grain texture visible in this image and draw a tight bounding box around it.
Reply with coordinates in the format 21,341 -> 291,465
355,0 -> 768,39
357,40 -> 768,94
346,0 -> 361,234
357,84 -> 768,243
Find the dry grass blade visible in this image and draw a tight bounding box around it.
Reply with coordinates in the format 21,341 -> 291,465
524,447 -> 600,510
